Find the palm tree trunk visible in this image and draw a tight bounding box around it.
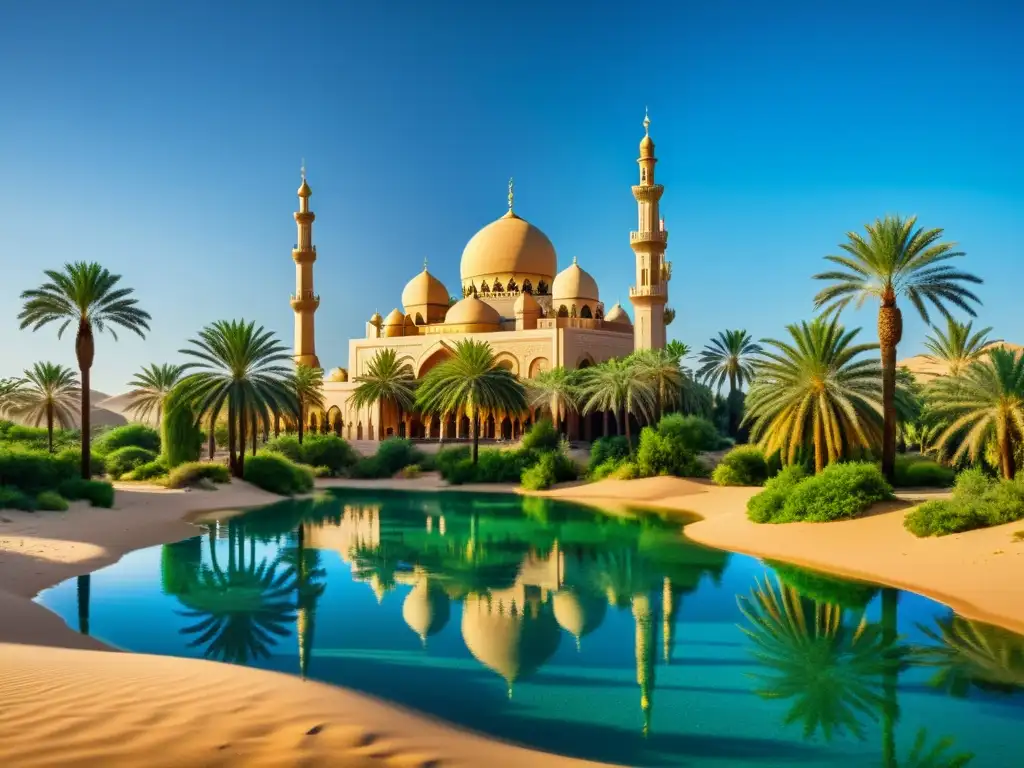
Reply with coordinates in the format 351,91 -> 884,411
238,407 -> 248,477
472,414 -> 479,464
274,414 -> 280,438
76,321 -> 95,480
623,408 -> 631,444
878,302 -> 902,483
208,413 -> 216,460
251,412 -> 257,456
76,574 -> 90,635
227,401 -> 238,476
1001,435 -> 1017,480
814,416 -> 825,474
298,398 -> 305,445
46,403 -> 54,453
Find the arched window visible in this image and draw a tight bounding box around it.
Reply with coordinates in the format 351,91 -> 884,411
492,279 -> 504,293
522,279 -> 533,294
557,304 -> 569,318
580,305 -> 593,318
595,306 -> 604,320
506,278 -> 518,293
480,281 -> 490,294
415,312 -> 424,324
641,168 -> 647,182
537,280 -> 549,295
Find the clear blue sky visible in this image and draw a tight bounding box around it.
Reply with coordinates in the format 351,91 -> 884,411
1,0 -> 1021,394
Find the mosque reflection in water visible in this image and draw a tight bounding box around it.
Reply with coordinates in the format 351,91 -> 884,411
151,490 -> 1024,764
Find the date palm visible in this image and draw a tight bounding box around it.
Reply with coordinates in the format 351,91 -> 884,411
923,319 -> 992,378
125,363 -> 185,426
178,320 -> 296,478
744,318 -> 883,472
630,348 -> 684,421
578,358 -> 656,444
524,367 -> 579,427
696,330 -> 761,394
927,348 -> 1024,479
813,215 -> 982,481
18,262 -> 151,478
351,348 -> 415,438
664,340 -> 690,364
416,339 -> 526,464
13,362 -> 81,452
291,364 -> 326,445
0,377 -> 27,419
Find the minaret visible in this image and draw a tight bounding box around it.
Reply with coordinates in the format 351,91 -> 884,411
291,162 -> 321,368
629,109 -> 669,351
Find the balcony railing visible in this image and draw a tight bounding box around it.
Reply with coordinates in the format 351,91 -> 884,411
629,284 -> 667,298
290,291 -> 320,302
629,230 -> 668,244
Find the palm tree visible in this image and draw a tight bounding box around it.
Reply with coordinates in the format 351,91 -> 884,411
351,348 -> 415,438
630,348 -> 684,422
744,318 -> 883,472
524,367 -> 579,429
178,320 -> 296,478
18,262 -> 151,478
927,348 -> 1024,479
416,340 -> 526,464
923,319 -> 993,378
665,340 -> 690,363
0,377 -> 27,419
578,358 -> 656,444
813,215 -> 982,481
291,364 -> 326,444
696,330 -> 761,393
125,363 -> 185,426
11,362 -> 81,453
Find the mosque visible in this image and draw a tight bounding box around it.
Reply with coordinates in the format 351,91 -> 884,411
289,113 -> 672,442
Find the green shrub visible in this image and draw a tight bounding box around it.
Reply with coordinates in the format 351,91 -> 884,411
58,478 -> 115,508
893,454 -> 955,488
656,414 -> 722,452
521,451 -> 579,491
301,435 -> 359,476
0,485 -> 35,511
521,419 -> 560,453
747,465 -> 809,523
590,456 -> 630,480
634,427 -> 707,478
904,469 -> 1024,537
712,445 -> 771,487
0,446 -> 78,493
162,386 -> 203,468
165,461 -> 231,489
444,458 -> 478,485
0,422 -> 80,451
92,424 -> 160,456
436,447 -> 471,479
312,465 -> 333,478
125,458 -> 169,481
36,490 -> 69,511
588,436 -> 631,476
55,446 -> 105,477
242,453 -> 314,495
610,460 -> 639,480
475,448 -> 535,483
399,464 -> 422,479
262,435 -> 304,463
104,446 -> 159,479
749,462 -> 893,524
350,456 -> 383,479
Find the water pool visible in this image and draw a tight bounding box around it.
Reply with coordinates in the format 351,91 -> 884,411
37,489 -> 1024,767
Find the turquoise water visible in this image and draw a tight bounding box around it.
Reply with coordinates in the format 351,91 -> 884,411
37,490 -> 1023,767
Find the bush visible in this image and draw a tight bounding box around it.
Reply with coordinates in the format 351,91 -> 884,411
36,490 -> 69,511
635,427 -> 707,479
55,447 -> 105,477
610,460 -> 639,480
475,448 -> 535,483
92,424 -> 160,456
125,458 -> 169,481
372,438 -> 422,476
444,458 -> 479,485
520,419 -> 561,453
904,469 -> 1024,537
165,461 -> 231,489
162,387 -> 203,468
0,422 -> 80,451
104,446 -> 159,479
521,451 -> 578,491
0,446 -> 78,494
747,465 -> 809,523
588,436 -> 631,476
435,447 -> 471,479
656,414 -> 722,452
301,435 -> 359,476
312,465 -> 333,478
590,456 -> 630,480
242,453 -> 314,495
748,462 -> 893,524
262,435 -> 304,463
893,454 -> 956,488
399,464 -> 422,479
58,478 -> 115,508
0,485 -> 35,511
712,445 -> 771,487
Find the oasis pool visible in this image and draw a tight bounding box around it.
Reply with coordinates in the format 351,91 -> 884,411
37,490 -> 1024,767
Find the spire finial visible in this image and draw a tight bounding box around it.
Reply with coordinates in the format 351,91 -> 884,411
423,257 -> 428,272
507,177 -> 514,212
572,255 -> 578,265
643,107 -> 650,135
301,157 -> 306,180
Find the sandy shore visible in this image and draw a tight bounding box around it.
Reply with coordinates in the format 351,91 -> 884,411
0,482 -> 610,768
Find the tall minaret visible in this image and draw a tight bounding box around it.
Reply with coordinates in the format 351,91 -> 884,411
291,163 -> 320,368
629,109 -> 669,351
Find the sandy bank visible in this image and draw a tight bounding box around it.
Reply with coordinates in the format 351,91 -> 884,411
0,481 -> 611,768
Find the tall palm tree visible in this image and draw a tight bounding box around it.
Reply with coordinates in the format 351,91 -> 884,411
927,348 -> 1024,479
351,348 -> 415,438
696,330 -> 761,393
744,318 -> 884,472
524,367 -> 579,429
18,262 -> 151,478
12,362 -> 81,453
178,320 -> 296,478
923,319 -> 993,378
578,358 -> 656,444
665,340 -> 690,363
630,348 -> 684,422
0,377 -> 27,419
291,364 -> 326,445
416,340 -> 526,464
813,215 -> 982,481
125,363 -> 185,426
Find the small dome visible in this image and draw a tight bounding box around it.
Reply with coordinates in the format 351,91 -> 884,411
553,590 -> 608,647
445,296 -> 501,327
298,179 -> 312,197
328,367 -> 348,382
402,268 -> 449,313
383,308 -> 406,337
552,257 -> 599,303
402,579 -> 451,644
370,311 -> 383,326
605,303 -> 631,325
513,291 -> 540,315
640,134 -> 655,159
461,596 -> 561,688
461,212 -> 557,286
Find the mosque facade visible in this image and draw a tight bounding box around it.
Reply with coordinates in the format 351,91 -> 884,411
290,114 -> 671,441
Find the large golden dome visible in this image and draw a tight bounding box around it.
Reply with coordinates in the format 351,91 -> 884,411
460,211 -> 557,288
461,595 -> 561,690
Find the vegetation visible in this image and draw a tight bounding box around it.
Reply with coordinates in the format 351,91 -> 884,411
904,469 -> 1024,537
525,367 -> 579,427
124,458 -> 169,481
165,461 -> 232,489
748,463 -> 894,524
6,362 -> 80,453
892,454 -> 955,488
242,453 -> 314,495
92,423 -> 161,457
578,357 -> 655,443
124,363 -> 185,424
291,363 -> 326,444
587,414 -> 711,481
104,446 -> 159,480
35,489 -> 70,511
161,382 -> 204,468
351,349 -> 414,440
696,329 -> 761,435
712,445 -> 773,487
18,261 -> 151,479
923,319 -> 992,377
351,437 -> 424,479
58,478 -> 115,508
813,214 -> 983,482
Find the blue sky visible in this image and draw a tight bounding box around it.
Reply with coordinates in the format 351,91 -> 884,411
1,0 -> 1021,394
